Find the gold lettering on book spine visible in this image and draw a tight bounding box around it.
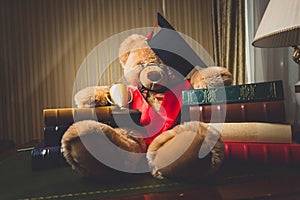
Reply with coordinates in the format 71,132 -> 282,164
186,89 -> 218,104
203,89 -> 217,103
239,85 -> 256,100
268,82 -> 277,98
187,91 -> 199,104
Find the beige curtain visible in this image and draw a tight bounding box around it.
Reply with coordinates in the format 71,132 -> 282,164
0,0 -> 214,145
0,0 -> 164,145
212,0 -> 247,85
163,0 -> 214,58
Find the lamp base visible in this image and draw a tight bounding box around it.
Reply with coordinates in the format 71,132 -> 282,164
295,81 -> 300,106
294,81 -> 300,142
292,46 -> 300,65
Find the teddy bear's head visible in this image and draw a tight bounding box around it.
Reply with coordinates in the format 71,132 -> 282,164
119,34 -> 185,92
118,33 -> 233,92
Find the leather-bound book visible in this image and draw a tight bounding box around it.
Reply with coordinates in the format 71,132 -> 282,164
43,107 -> 142,146
31,146 -> 68,171
224,142 -> 300,166
211,122 -> 292,143
182,80 -> 284,106
43,106 -> 141,127
189,100 -> 285,123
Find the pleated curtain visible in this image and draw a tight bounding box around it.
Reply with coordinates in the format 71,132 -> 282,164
0,0 -> 217,145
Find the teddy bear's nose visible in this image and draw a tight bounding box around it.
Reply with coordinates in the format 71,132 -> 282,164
147,71 -> 162,82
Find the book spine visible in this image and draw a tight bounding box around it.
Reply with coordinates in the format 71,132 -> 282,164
182,80 -> 284,105
189,101 -> 285,123
31,146 -> 69,170
43,106 -> 115,126
224,142 -> 300,166
209,122 -> 292,143
44,125 -> 70,146
43,109 -> 142,146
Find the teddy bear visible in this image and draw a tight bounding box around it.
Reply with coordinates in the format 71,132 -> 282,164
61,13 -> 233,181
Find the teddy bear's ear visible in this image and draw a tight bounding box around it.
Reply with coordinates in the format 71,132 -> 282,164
118,34 -> 148,68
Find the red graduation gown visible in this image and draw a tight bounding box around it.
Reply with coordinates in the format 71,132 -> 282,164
130,80 -> 192,145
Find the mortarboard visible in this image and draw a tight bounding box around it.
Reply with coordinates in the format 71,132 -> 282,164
147,13 -> 208,77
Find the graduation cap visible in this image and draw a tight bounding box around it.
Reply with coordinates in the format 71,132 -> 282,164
147,13 -> 208,77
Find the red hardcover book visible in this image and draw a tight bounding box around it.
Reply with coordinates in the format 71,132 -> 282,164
189,100 -> 285,123
224,142 -> 300,166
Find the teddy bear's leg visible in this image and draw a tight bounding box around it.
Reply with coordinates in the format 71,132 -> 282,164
61,120 -> 147,179
146,121 -> 224,181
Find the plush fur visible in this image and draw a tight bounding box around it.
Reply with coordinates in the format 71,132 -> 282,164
146,121 -> 224,180
61,120 -> 147,178
191,66 -> 233,89
74,86 -> 110,108
61,33 -> 233,180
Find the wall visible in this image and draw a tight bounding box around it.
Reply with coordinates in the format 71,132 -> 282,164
245,0 -> 300,124
0,0 -> 214,145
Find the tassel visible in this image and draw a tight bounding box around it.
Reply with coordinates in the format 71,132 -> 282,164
146,19 -> 158,40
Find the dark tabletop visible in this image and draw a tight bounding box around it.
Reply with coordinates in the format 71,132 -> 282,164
1,150 -> 300,200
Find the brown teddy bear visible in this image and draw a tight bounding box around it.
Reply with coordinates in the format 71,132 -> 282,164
61,13 -> 232,181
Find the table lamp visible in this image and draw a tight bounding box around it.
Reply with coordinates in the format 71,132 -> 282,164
252,0 -> 300,104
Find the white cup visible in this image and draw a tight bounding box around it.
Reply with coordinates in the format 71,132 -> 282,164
106,83 -> 133,109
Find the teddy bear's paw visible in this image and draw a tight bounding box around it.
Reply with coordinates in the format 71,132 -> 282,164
191,66 -> 233,89
74,86 -> 110,108
146,121 -> 224,181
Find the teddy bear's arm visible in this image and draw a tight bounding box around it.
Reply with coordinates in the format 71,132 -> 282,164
191,66 -> 233,89
74,86 -> 110,108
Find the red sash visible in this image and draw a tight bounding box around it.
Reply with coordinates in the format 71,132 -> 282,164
130,80 -> 192,145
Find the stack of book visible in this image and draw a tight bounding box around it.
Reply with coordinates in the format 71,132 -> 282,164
31,106 -> 142,170
32,80 -> 300,170
182,80 -> 300,166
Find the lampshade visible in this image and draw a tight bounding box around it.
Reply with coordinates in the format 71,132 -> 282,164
252,0 -> 300,48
